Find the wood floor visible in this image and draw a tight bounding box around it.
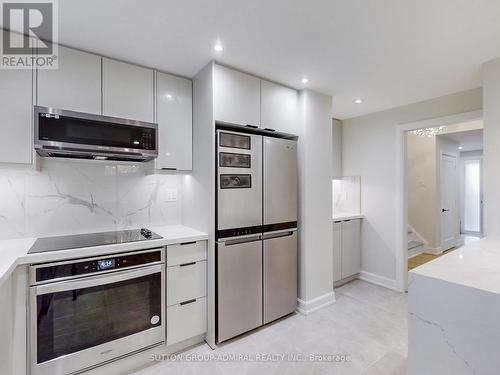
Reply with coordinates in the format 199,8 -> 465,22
408,253 -> 440,270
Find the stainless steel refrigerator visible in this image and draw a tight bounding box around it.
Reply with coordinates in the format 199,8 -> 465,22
216,128 -> 298,343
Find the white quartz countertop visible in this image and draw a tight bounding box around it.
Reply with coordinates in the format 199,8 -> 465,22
0,225 -> 208,287
410,236 -> 500,295
332,214 -> 363,221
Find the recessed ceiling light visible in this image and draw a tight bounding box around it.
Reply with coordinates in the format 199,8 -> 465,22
166,94 -> 173,99
214,43 -> 223,52
354,99 -> 363,104
458,146 -> 463,150
301,78 -> 309,84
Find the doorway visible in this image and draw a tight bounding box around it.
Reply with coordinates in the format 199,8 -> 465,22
397,111 -> 484,291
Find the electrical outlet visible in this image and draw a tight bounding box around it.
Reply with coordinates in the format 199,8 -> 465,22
166,188 -> 178,202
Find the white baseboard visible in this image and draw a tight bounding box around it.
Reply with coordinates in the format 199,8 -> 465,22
423,246 -> 443,255
359,271 -> 398,291
297,291 -> 336,315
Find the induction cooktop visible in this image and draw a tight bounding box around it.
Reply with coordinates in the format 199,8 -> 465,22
28,228 -> 162,254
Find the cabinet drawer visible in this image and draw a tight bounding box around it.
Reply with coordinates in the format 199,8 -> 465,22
167,297 -> 207,346
167,241 -> 206,266
167,260 -> 206,306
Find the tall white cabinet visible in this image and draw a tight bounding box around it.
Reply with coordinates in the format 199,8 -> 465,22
37,46 -> 101,114
213,64 -> 261,127
102,58 -> 154,122
156,72 -> 192,170
333,219 -> 361,284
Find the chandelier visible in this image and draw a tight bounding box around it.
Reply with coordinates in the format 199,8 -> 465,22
410,126 -> 446,138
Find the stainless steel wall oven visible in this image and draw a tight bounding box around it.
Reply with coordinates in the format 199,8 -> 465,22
29,248 -> 165,375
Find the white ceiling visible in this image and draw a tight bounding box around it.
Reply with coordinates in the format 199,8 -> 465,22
440,129 -> 484,152
42,1 -> 500,118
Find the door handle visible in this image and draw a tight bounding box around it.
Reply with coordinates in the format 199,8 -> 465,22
224,235 -> 262,246
261,231 -> 295,241
442,208 -> 450,212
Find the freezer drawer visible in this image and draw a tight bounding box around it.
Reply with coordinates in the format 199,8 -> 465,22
217,236 -> 262,342
263,230 -> 297,324
263,137 -> 297,225
217,130 -> 262,231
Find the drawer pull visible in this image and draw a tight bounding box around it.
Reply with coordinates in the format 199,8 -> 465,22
179,261 -> 196,267
180,241 -> 197,246
180,299 -> 197,306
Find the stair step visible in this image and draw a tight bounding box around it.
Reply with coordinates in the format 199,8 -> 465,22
408,240 -> 424,250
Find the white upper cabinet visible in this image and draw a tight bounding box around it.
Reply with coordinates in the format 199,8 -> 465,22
214,64 -> 260,127
0,29 -> 33,164
260,80 -> 298,134
102,58 -> 154,122
37,46 -> 101,114
0,68 -> 33,164
156,72 -> 192,170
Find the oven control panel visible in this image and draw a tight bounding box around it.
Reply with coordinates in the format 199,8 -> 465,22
34,249 -> 163,283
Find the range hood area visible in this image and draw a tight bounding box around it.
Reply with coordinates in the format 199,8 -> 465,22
34,106 -> 159,162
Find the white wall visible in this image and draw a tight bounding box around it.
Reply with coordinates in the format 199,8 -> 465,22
0,159 -> 182,240
297,89 -> 334,302
482,58 -> 500,236
407,133 -> 438,247
342,88 -> 482,282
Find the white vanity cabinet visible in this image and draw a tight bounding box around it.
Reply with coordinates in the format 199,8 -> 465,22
333,219 -> 361,284
156,72 -> 192,171
37,46 -> 101,114
213,64 -> 261,127
260,80 -> 298,134
102,58 -> 154,122
166,241 -> 207,346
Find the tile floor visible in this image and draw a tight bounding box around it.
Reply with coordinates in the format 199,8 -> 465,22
132,280 -> 408,375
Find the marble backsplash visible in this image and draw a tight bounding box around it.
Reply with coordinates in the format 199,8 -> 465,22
0,159 -> 183,240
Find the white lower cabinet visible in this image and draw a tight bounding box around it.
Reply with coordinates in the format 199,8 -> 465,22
333,222 -> 342,282
166,241 -> 207,346
167,261 -> 206,306
333,219 -> 361,284
167,297 -> 207,346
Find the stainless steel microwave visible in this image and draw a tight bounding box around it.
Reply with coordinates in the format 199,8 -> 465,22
34,106 -> 158,162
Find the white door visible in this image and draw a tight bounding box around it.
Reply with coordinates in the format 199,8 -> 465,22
440,154 -> 458,250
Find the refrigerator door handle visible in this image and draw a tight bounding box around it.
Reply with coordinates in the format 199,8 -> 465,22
224,235 -> 262,246
261,231 -> 295,241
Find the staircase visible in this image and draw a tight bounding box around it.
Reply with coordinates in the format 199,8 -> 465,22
408,227 -> 425,258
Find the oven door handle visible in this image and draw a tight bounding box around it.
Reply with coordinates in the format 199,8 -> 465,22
33,264 -> 164,295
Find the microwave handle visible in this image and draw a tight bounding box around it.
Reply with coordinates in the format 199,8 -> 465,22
33,264 -> 164,295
